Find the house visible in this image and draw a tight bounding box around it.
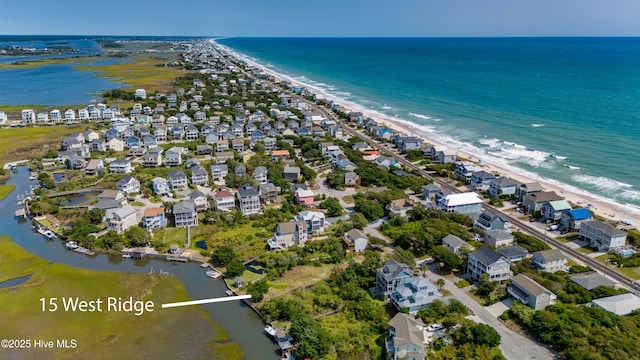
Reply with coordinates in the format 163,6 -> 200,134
90,138 -> 107,152
570,272 -> 616,290
437,192 -> 483,215
126,147 -> 145,157
467,246 -> 512,282
268,221 -> 308,250
142,207 -> 166,229
542,200 -> 571,221
143,147 -> 163,168
436,150 -> 456,164
270,149 -> 290,162
295,211 -> 325,234
66,155 -> 86,170
508,274 -> 557,310
115,175 -> 140,194
98,189 -> 126,205
483,230 -> 514,248
489,177 -> 520,197
85,159 -> 104,175
343,228 -> 369,253
210,164 -> 229,183
375,156 -> 399,170
213,187 -> 236,212
592,293 -> 640,316
142,135 -> 157,148
386,199 -> 415,218
373,259 -> 413,301
168,170 -> 188,190
475,210 -> 511,232
442,235 -> 474,256
295,188 -> 315,206
532,249 -> 568,272
234,164 -> 246,177
107,205 -> 138,234
386,313 -> 426,360
253,166 -> 268,185
390,276 -> 443,314
470,170 -> 495,190
283,166 -> 301,182
173,201 -> 198,227
232,138 -> 245,152
165,148 -> 182,167
190,165 -> 209,186
152,177 -> 171,196
260,183 -> 279,205
579,220 -> 627,251
237,184 -> 261,216
522,191 -> 564,213
344,171 -> 359,187
560,208 -> 593,233
455,162 -> 483,182
497,246 -> 529,262
516,182 -> 544,202
215,151 -> 235,164
422,184 -> 441,200
126,136 -> 141,149
336,158 -> 358,172
216,139 -> 230,152
352,142 -> 372,152
185,124 -> 199,140
189,191 -> 210,212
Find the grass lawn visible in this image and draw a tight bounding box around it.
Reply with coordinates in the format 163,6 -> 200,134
0,236 -> 240,359
37,218 -> 62,233
341,195 -> 354,205
153,227 -> 188,248
263,264 -> 335,301
0,184 -> 15,200
556,234 -> 580,243
577,246 -> 596,254
203,223 -> 271,260
0,126 -> 81,163
225,269 -> 264,289
594,254 -> 640,280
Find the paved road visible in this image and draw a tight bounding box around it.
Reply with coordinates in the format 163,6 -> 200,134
428,270 -> 558,360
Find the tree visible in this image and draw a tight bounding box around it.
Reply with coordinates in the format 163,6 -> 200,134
436,278 -> 445,290
226,258 -> 245,278
469,324 -> 501,347
318,197 -> 344,217
354,197 -> 384,221
100,230 -> 123,249
210,245 -> 237,266
246,278 -> 269,302
85,208 -> 106,224
349,212 -> 368,230
289,315 -> 331,359
393,247 -> 415,268
125,226 -> 151,247
431,245 -> 463,270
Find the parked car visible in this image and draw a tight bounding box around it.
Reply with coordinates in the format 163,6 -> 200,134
427,323 -> 443,332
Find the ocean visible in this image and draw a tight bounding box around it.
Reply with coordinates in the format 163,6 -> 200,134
217,37 -> 640,210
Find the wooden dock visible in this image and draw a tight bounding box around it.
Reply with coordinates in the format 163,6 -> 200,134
167,255 -> 189,262
74,246 -> 95,256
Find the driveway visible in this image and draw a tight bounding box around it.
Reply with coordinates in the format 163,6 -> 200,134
428,270 -> 557,360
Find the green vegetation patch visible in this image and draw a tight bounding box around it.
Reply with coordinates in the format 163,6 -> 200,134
0,126 -> 81,163
0,236 -> 239,359
0,184 -> 16,200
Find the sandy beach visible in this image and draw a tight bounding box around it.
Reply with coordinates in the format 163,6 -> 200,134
214,40 -> 640,230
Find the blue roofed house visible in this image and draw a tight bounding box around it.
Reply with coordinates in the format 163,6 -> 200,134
560,208 -> 593,233
126,136 -> 141,149
142,135 -> 157,148
542,200 -> 572,222
390,277 -> 443,314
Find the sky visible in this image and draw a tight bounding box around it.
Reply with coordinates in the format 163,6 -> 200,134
1,0 -> 639,37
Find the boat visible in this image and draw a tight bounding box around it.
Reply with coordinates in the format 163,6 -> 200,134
29,172 -> 38,180
264,324 -> 277,337
122,253 -> 132,258
225,290 -> 234,296
65,241 -> 78,250
43,230 -> 56,240
205,269 -> 221,278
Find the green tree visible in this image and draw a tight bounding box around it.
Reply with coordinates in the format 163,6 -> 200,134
210,245 -> 237,266
289,315 -> 331,359
246,278 -> 269,302
354,197 -> 384,220
100,230 -> 123,249
349,212 -> 368,230
469,324 -> 501,347
431,245 -> 463,270
318,197 -> 344,217
85,208 -> 106,224
436,278 -> 445,290
226,258 -> 245,278
125,226 -> 151,247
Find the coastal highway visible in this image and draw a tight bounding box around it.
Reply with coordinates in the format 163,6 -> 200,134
313,105 -> 638,291
218,46 -> 637,291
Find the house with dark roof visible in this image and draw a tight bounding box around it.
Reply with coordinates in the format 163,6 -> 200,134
475,210 -> 511,232
373,259 -> 413,300
188,191 -> 210,212
422,183 -> 441,200
560,208 -> 593,233
386,313 -> 426,360
532,249 -> 568,272
470,170 -> 495,191
168,170 -> 188,190
268,221 -> 307,250
522,191 -> 564,213
237,184 -> 261,216
190,165 -> 209,186
467,246 -> 512,282
343,228 -> 369,253
116,175 -> 140,194
489,176 -> 520,197
260,183 -> 279,205
579,220 -> 627,251
173,201 -> 197,227
497,246 -> 529,262
508,274 -> 557,310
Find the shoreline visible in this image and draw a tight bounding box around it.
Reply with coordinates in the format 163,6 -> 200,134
213,39 -> 640,229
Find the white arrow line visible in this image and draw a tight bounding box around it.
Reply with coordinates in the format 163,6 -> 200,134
161,295 -> 252,309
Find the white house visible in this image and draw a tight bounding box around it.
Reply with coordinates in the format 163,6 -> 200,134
109,159 -> 132,174
21,109 -> 35,123
135,88 -> 147,99
437,192 -> 483,215
64,109 -> 76,123
295,211 -> 325,235
107,205 -> 138,234
116,175 -> 140,194
343,228 -> 369,253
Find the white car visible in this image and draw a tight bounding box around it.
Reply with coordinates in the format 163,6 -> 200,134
427,323 -> 443,332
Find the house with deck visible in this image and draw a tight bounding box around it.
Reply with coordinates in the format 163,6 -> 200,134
532,249 -> 568,272
116,175 -> 140,194
483,230 -> 514,248
189,191 -> 210,212
152,177 -> 170,196
190,165 -> 209,186
173,201 -> 198,227
467,246 -> 512,282
143,207 -> 166,229
386,313 -> 426,360
579,220 -> 627,251
475,210 -> 511,232
542,200 -> 572,222
214,187 -> 236,212
470,170 -> 495,190
269,221 -> 308,250
210,164 -> 228,183
237,184 -> 261,216
508,274 -> 557,310
85,159 -> 104,175
489,177 -> 520,197
168,170 -> 188,190
343,228 -> 369,253
390,277 -> 443,314
373,259 -> 413,300
107,205 -> 138,234
522,191 -> 564,213
516,181 -> 544,202
437,192 -> 483,215
560,208 -> 593,233
143,147 -> 163,168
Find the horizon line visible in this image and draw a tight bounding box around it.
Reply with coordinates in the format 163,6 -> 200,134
2,34 -> 640,39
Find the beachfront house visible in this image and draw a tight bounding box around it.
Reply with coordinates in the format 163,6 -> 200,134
516,182 -> 544,202
542,200 -> 572,221
455,162 -> 483,183
508,274 -> 557,310
522,191 -> 564,213
107,205 -> 138,234
579,220 -> 627,251
173,201 -> 198,227
560,208 -> 593,233
467,246 -> 512,282
489,177 -> 520,198
470,170 -> 495,190
437,192 -> 483,215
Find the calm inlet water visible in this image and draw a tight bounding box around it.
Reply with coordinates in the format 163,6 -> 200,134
0,167 -> 279,359
219,37 -> 640,211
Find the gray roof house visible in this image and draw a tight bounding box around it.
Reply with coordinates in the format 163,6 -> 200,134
579,220 -> 627,251
483,230 -> 514,248
115,175 -> 140,194
188,190 -> 210,212
343,228 -> 369,253
190,165 -> 209,186
532,249 -> 568,272
390,276 -> 442,314
496,246 -> 529,262
508,274 -> 557,310
237,184 -> 261,216
234,164 -> 246,177
592,293 -> 640,316
253,166 -> 268,185
152,177 -> 170,196
373,259 -> 413,301
268,221 -> 308,250
168,170 -> 188,190
210,164 -> 228,183
467,246 -> 512,282
173,200 -> 198,227
441,235 -> 474,256
475,210 -> 511,232
570,272 -> 616,290
489,176 -> 520,197
422,183 -> 441,200
386,313 -> 426,360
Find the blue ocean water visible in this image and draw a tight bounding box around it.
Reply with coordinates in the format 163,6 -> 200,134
218,37 -> 640,209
